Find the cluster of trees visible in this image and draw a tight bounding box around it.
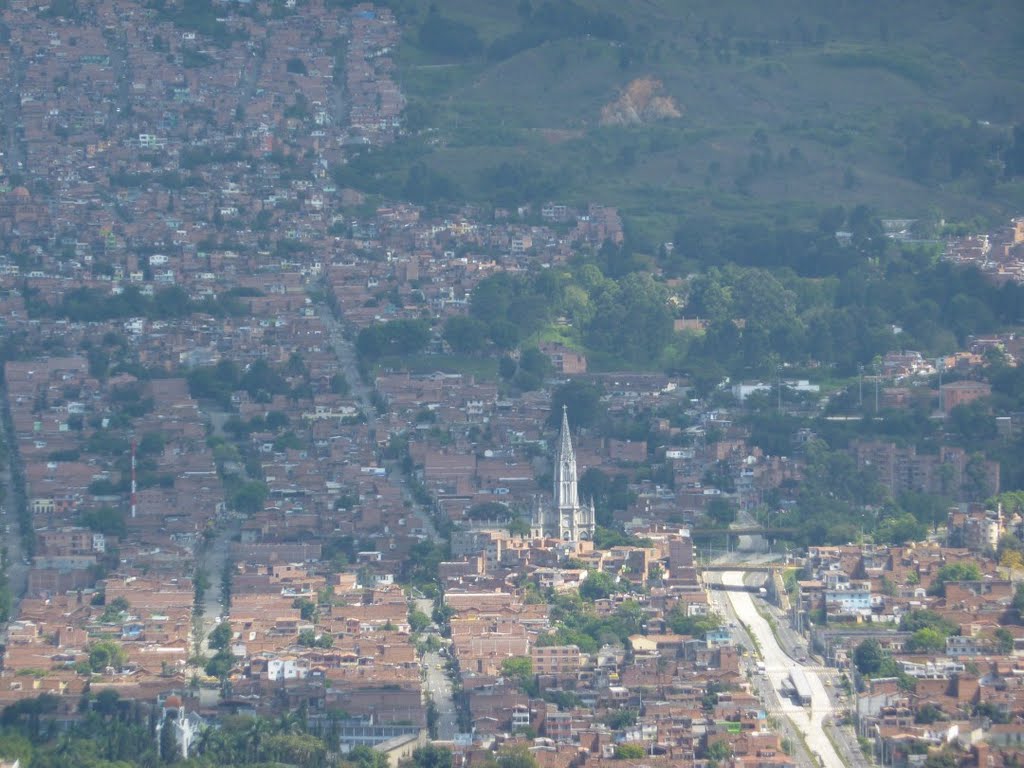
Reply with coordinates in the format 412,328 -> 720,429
486,1 -> 626,61
356,319 -> 432,361
187,355 -> 311,408
416,6 -> 483,58
896,114 -> 1008,187
414,1 -> 626,64
853,638 -> 908,682
357,264 -> 673,371
536,592 -> 650,653
769,440 -> 950,546
0,688 -> 406,767
27,283 -> 263,323
0,691 -> 158,767
463,266 -> 674,368
386,209 -> 1024,390
681,244 -> 1024,378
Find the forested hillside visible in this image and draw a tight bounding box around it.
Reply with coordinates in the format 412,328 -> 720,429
334,0 -> 1024,241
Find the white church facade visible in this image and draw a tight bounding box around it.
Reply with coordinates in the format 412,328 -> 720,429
531,406 -> 596,541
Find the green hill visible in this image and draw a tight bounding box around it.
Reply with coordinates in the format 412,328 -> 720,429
346,0 -> 1024,241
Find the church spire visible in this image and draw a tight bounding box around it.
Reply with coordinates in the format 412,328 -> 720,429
555,405 -> 578,512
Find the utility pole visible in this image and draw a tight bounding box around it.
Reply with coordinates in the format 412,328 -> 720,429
874,363 -> 880,414
858,365 -> 863,408
777,364 -> 783,414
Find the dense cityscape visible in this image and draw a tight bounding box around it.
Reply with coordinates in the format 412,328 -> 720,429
1,2 -> 1024,768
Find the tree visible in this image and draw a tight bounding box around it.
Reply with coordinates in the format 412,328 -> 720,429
443,316 -> 488,355
100,597 -> 130,623
293,597 -> 316,621
500,656 -> 534,693
160,710 -> 180,762
88,640 -> 128,672
465,501 -> 513,521
615,744 -> 647,759
915,703 -> 947,724
501,655 -> 540,696
265,410 -> 290,431
550,380 -> 603,430
519,347 -> 550,378
497,744 -> 539,768
1013,583 -> 1024,616
356,319 -> 431,361
408,608 -> 431,633
853,639 -> 884,675
923,749 -> 960,768
579,570 -> 619,601
707,496 -> 737,528
352,745 -> 391,768
232,480 -> 268,514
906,627 -> 947,653
410,743 -> 453,768
585,272 -> 673,365
706,741 -> 733,765
898,610 -> 957,636
602,708 -> 638,730
138,430 -> 166,457
417,6 -> 483,58
667,610 -> 722,637
208,622 -> 232,650
205,648 -> 236,678
995,627 -> 1014,654
330,373 -> 350,395
79,505 -> 126,536
928,562 -> 982,596
875,513 -> 927,545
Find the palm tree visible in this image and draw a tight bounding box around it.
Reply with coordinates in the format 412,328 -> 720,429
244,717 -> 269,762
276,709 -> 305,735
192,727 -> 218,759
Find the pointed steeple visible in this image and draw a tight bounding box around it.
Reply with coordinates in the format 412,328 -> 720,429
554,404 -> 579,513
557,405 -> 575,465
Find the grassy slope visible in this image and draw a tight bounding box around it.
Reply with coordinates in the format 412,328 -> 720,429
385,0 -> 1024,242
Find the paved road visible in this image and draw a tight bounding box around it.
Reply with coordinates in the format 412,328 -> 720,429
722,571 -> 845,768
317,300 -> 459,740
194,413 -> 241,656
0,382 -> 28,622
706,575 -> 819,768
0,32 -> 27,173
423,647 -> 457,740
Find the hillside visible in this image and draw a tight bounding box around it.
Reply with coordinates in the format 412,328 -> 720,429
354,0 -> 1024,242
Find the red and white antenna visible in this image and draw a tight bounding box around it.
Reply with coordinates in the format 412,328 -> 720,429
130,438 -> 137,519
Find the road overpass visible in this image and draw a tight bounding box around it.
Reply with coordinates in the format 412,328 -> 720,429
701,562 -> 787,572
689,526 -> 799,537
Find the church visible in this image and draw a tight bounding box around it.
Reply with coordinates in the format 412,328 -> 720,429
531,406 -> 596,541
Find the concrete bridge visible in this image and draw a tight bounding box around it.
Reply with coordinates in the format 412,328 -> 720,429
701,562 -> 784,573
689,526 -> 799,537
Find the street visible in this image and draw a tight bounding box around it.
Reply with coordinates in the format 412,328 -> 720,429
423,646 -> 458,741
317,300 -> 459,739
721,571 -> 845,768
0,381 -> 28,621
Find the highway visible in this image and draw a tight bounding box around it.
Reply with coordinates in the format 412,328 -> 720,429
721,571 -> 845,768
